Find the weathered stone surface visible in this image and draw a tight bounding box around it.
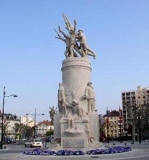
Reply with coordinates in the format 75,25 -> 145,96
89,113 -> 99,141
54,57 -> 100,149
54,113 -> 62,139
63,138 -> 85,148
61,57 -> 91,113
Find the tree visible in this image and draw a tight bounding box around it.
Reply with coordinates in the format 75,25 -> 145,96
126,102 -> 149,143
127,104 -> 137,142
0,120 -> 10,137
23,125 -> 33,139
136,103 -> 149,141
3,121 -> 10,136
13,123 -> 21,139
46,129 -> 54,136
13,123 -> 33,139
49,106 -> 58,125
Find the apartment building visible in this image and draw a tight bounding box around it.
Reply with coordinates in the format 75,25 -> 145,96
103,110 -> 122,138
122,85 -> 149,132
0,112 -> 21,139
21,115 -> 35,127
36,120 -> 54,136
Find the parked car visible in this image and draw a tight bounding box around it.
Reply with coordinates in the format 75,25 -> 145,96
21,138 -> 27,141
10,138 -> 16,143
3,138 -> 13,144
25,139 -> 43,148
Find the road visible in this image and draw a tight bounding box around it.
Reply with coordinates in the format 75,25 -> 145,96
0,141 -> 149,160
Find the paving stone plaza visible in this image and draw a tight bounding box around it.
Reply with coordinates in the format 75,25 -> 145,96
1,141 -> 149,160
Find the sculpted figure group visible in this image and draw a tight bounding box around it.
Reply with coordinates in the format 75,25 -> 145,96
58,82 -> 95,133
58,82 -> 95,117
55,14 -> 96,59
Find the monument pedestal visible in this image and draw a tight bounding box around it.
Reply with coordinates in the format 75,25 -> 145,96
54,57 -> 99,149
60,117 -> 89,149
54,113 -> 62,139
54,113 -> 100,149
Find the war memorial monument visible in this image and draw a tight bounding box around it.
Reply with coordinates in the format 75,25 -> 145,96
53,14 -> 100,150
23,15 -> 132,157
2,15 -> 133,159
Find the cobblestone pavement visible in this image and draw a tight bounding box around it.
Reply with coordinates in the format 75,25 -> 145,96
0,141 -> 149,160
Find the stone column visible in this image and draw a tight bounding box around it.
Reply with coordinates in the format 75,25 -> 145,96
61,57 -> 92,113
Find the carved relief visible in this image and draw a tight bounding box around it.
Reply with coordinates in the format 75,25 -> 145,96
63,139 -> 85,148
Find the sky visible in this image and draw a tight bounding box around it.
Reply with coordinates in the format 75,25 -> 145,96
0,0 -> 149,122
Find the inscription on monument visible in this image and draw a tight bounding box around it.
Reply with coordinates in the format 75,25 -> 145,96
63,139 -> 85,148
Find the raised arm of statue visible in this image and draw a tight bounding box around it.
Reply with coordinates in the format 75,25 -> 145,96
62,13 -> 74,32
74,19 -> 76,32
62,13 -> 77,32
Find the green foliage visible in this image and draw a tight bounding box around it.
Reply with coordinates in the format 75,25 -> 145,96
13,123 -> 33,139
46,129 -> 54,136
0,121 -> 10,136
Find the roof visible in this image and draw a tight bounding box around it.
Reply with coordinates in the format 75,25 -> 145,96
103,110 -> 120,117
38,120 -> 52,126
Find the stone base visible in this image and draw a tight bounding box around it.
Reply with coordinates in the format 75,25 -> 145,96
53,57 -> 100,149
60,117 -> 89,148
54,113 -> 99,149
89,113 -> 99,141
54,113 -> 62,139
62,138 -> 86,148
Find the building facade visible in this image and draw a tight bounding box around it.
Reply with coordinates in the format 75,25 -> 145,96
103,110 -> 122,138
122,85 -> 149,132
36,120 -> 54,136
21,115 -> 34,127
0,112 -> 21,139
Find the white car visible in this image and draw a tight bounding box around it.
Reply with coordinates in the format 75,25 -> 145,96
25,139 -> 43,147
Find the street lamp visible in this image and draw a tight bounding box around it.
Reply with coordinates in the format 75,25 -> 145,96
0,86 -> 18,149
26,108 -> 44,138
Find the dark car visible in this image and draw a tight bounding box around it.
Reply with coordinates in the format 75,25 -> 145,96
3,138 -> 13,144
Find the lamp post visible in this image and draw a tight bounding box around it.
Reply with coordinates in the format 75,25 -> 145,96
26,108 -> 44,138
0,86 -> 18,149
